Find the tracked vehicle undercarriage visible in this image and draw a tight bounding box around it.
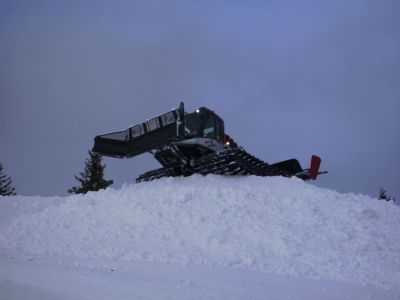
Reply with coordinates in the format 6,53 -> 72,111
92,103 -> 325,182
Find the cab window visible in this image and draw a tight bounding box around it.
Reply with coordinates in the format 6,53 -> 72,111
203,116 -> 215,138
185,113 -> 201,135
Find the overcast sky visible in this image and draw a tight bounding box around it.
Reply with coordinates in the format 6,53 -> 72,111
1,0 -> 399,199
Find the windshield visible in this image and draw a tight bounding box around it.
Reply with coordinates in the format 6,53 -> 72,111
203,116 -> 215,138
202,114 -> 224,141
185,113 -> 201,135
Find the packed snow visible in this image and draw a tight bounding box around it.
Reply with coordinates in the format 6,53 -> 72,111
1,175 -> 400,299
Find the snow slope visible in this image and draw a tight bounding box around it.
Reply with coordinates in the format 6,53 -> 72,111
1,175 -> 400,299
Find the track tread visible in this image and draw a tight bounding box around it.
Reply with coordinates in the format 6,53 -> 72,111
136,148 -> 294,182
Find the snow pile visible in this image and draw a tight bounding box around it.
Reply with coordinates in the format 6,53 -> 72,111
1,175 -> 399,291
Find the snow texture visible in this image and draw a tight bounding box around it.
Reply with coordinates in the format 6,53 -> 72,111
1,175 -> 400,294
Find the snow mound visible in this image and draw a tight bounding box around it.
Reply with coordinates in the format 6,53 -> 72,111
1,175 -> 399,291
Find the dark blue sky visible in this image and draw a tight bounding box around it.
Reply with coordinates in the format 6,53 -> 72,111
1,1 -> 399,198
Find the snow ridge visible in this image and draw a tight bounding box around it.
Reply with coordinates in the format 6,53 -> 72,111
1,175 -> 399,291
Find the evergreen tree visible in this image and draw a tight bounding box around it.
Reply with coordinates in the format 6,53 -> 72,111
378,188 -> 396,202
68,151 -> 113,194
0,163 -> 16,196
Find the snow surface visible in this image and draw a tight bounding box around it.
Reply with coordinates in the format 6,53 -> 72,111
1,175 -> 400,299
